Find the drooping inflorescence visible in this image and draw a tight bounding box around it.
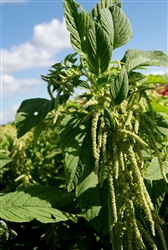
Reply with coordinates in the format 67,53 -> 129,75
82,84 -> 167,250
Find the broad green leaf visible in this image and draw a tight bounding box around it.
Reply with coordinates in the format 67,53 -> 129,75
90,0 -> 121,18
15,98 -> 55,138
110,66 -> 129,105
76,172 -> 108,233
63,0 -> 92,56
144,157 -> 168,181
86,21 -> 113,75
0,152 -> 13,168
121,49 -> 168,73
64,0 -> 132,75
150,103 -> 168,114
99,8 -> 114,44
156,127 -> 168,135
0,186 -> 77,223
18,185 -> 65,204
76,172 -> 109,234
145,179 -> 166,211
60,113 -> 92,192
50,191 -> 76,213
109,6 -> 133,49
19,185 -> 76,213
89,6 -> 132,70
143,74 -> 168,85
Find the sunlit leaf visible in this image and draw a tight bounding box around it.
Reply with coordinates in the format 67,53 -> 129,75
151,103 -> 168,114
86,21 -> 113,75
0,186 -> 77,223
144,157 -> 168,181
99,8 -> 114,44
121,49 -> 168,73
90,0 -> 121,17
63,0 -> 92,56
143,74 -> 168,85
64,0 -> 132,75
109,6 -> 133,49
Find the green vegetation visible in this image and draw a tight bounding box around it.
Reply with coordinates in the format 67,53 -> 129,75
0,0 -> 168,249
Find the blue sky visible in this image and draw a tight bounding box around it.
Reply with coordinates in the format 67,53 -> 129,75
0,0 -> 168,124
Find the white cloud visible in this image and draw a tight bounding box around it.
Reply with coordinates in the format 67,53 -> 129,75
2,18 -> 71,74
1,74 -> 41,97
0,105 -> 19,125
31,19 -> 70,51
145,69 -> 168,75
2,43 -> 53,73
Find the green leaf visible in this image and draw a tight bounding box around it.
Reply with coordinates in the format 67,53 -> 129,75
121,49 -> 168,73
110,66 -> 129,105
90,0 -> 122,18
153,112 -> 168,135
90,1 -> 132,49
86,21 -> 113,75
0,152 -> 13,168
76,172 -> 101,231
145,179 -> 166,211
157,127 -> 168,136
64,0 -> 132,75
15,98 -> 55,138
144,157 -> 168,181
60,113 -> 92,192
63,0 -> 92,56
109,6 -> 133,49
143,74 -> 168,85
88,5 -> 132,74
150,103 -> 168,114
76,172 -> 109,234
18,185 -> 76,213
99,8 -> 114,41
0,186 -> 77,223
91,1 -> 132,50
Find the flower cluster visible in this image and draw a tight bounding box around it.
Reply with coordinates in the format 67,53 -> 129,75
84,85 -> 167,250
157,85 -> 168,96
